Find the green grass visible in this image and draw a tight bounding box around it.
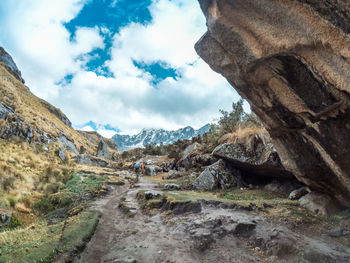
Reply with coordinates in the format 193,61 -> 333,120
65,173 -> 107,194
0,210 -> 100,263
34,173 -> 108,215
0,172 -> 108,262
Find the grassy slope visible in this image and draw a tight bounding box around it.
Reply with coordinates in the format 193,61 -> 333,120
0,172 -> 114,262
0,64 -> 102,155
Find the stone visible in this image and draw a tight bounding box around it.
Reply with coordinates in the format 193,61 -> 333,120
299,192 -> 343,216
58,131 -> 78,155
195,0 -> 350,206
177,143 -> 216,169
329,227 -> 344,238
96,139 -> 111,159
162,170 -> 181,180
139,155 -> 175,172
193,159 -> 245,190
144,165 -> 163,176
289,187 -> 310,200
73,154 -> 110,167
144,190 -> 163,200
212,134 -> 295,181
264,180 -> 302,196
164,183 -> 180,190
252,226 -> 298,258
0,211 -> 12,227
56,146 -> 66,162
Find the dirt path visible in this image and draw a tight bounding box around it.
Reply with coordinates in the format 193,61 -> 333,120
76,172 -> 350,263
76,173 -> 204,263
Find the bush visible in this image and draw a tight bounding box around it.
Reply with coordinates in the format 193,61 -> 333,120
7,196 -> 17,207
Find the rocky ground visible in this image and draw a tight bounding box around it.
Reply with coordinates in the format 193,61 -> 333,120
74,170 -> 350,263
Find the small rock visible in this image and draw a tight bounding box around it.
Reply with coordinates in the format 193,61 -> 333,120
288,187 -> 309,200
164,183 -> 180,190
329,227 -> 344,237
144,190 -> 163,200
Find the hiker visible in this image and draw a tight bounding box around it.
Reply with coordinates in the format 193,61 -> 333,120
134,161 -> 144,181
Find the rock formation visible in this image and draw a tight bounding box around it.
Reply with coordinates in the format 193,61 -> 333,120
195,0 -> 350,206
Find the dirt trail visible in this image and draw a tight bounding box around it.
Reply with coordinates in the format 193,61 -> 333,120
76,173 -> 205,263
76,171 -> 350,263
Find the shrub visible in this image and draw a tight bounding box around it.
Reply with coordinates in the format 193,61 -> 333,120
7,196 -> 17,207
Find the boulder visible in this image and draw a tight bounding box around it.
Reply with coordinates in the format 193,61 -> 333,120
0,210 -> 12,227
144,165 -> 163,176
58,131 -> 78,155
162,170 -> 181,180
96,139 -> 111,159
144,190 -> 163,200
195,0 -> 350,206
288,187 -> 310,200
299,192 -> 343,215
193,159 -> 245,190
139,155 -> 175,172
56,146 -> 66,162
73,154 -> 109,167
264,180 -> 303,196
177,143 -> 216,169
164,183 -> 181,191
212,134 -> 295,181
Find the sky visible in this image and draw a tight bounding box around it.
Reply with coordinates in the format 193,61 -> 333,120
0,0 -> 243,137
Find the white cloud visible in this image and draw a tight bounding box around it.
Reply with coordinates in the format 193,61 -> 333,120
0,0 -> 241,135
0,0 -> 104,99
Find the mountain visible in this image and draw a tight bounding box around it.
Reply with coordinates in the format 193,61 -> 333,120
0,47 -> 116,177
112,124 -> 211,151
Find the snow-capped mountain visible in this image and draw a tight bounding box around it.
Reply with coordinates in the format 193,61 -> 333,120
112,124 -> 210,152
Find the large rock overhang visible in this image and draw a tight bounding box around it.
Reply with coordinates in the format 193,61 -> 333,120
195,0 -> 350,206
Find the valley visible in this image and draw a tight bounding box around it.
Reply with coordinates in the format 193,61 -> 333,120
1,0 -> 350,262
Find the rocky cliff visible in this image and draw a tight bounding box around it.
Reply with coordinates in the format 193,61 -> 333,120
0,47 -> 115,160
195,0 -> 350,206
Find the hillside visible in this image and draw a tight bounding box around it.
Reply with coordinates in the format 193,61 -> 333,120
112,124 -> 210,151
0,46 -> 119,201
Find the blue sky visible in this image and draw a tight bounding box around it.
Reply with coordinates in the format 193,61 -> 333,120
0,0 -> 242,137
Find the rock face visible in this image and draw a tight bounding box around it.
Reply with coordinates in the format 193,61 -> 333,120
212,133 -> 294,181
177,142 -> 216,170
0,47 -> 24,83
193,159 -> 245,190
96,139 -> 111,159
195,0 -> 350,206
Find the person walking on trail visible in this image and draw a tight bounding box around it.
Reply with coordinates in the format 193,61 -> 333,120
134,161 -> 144,182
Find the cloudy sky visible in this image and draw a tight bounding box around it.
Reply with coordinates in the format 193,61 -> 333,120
0,0 -> 242,137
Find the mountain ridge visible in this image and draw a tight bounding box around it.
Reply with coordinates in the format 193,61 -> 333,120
112,124 -> 210,151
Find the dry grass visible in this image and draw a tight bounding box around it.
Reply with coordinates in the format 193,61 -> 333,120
0,65 -> 105,156
0,138 -> 76,213
218,126 -> 267,144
